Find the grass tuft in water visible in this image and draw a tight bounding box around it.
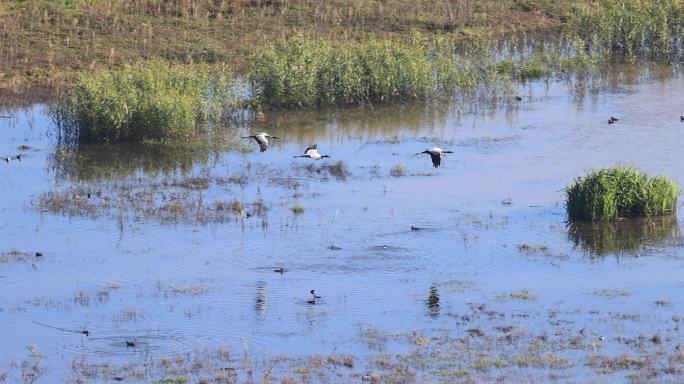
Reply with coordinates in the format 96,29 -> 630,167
390,163 -> 407,177
249,36 -> 464,108
292,204 -> 305,215
565,166 -> 680,222
52,63 -> 242,143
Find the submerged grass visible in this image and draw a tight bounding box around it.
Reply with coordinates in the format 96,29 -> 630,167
565,167 -> 680,222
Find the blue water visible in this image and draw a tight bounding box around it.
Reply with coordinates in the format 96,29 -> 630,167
1,69 -> 684,382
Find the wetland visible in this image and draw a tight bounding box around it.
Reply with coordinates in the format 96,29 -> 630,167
2,63 -> 684,383
2,1 -> 684,382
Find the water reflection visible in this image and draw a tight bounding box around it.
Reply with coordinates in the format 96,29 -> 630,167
254,281 -> 267,317
567,216 -> 681,257
260,101 -> 454,143
426,285 -> 440,318
49,143 -> 217,182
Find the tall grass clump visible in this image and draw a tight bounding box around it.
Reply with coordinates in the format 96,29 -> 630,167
565,166 -> 680,222
571,0 -> 684,58
53,63 -> 240,143
249,36 -> 455,108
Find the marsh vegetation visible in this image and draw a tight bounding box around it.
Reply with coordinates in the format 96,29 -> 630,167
565,167 -> 680,222
2,1 -> 684,383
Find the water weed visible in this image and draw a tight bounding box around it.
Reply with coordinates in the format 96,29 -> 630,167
565,166 -> 680,221
250,36 -> 441,108
52,63 -> 243,143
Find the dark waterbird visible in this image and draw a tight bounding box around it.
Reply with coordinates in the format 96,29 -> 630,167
608,116 -> 619,124
242,132 -> 279,152
294,144 -> 331,160
414,147 -> 454,168
680,115 -> 683,122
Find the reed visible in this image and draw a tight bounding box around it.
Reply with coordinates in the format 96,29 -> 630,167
570,0 -> 684,58
565,166 -> 680,222
52,63 -> 241,143
249,36 -> 444,108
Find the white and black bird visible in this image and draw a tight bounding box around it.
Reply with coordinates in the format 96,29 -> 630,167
294,144 -> 331,160
307,290 -> 322,304
242,132 -> 279,152
414,147 -> 453,168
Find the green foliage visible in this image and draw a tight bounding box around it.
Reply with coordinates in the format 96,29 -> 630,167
249,36 -> 461,108
565,166 -> 680,222
570,0 -> 684,58
491,59 -> 516,76
53,63 -> 242,143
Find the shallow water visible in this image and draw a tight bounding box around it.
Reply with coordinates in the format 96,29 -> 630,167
2,67 -> 684,382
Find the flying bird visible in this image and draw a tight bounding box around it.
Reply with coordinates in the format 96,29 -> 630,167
414,147 -> 453,168
306,290 -> 322,304
242,132 -> 279,152
294,144 -> 331,160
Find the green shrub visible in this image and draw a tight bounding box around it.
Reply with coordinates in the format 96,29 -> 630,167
53,63 -> 240,143
565,166 -> 680,221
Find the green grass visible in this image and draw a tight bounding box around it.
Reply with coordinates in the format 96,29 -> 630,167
565,166 -> 680,222
570,0 -> 684,58
2,0 -> 684,101
292,204 -> 305,214
250,36 -> 445,108
52,63 -> 241,143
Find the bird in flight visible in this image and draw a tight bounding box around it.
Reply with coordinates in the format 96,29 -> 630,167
414,147 -> 454,168
242,132 -> 279,152
294,144 -> 331,160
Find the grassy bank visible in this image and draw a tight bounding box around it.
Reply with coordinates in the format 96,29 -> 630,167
2,0 -> 683,101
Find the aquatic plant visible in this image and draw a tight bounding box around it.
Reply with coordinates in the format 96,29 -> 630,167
52,63 -> 242,143
390,163 -> 407,177
571,0 -> 684,58
250,36 -> 454,108
565,166 -> 680,221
